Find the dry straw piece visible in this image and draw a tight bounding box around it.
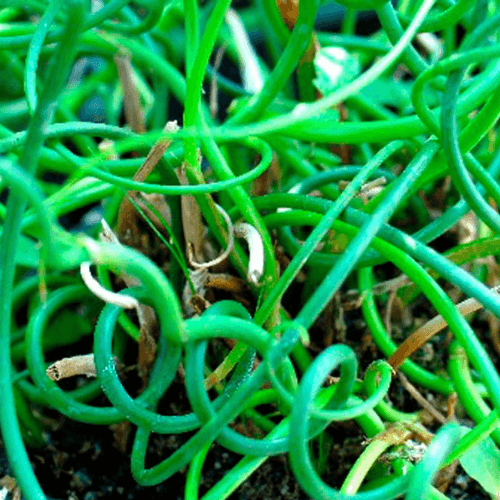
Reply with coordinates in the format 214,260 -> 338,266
46,354 -> 97,381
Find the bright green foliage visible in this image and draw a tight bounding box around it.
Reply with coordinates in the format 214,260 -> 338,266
459,427 -> 500,497
1,1 -> 500,500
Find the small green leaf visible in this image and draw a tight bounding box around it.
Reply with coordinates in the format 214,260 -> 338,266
313,46 -> 360,96
458,425 -> 500,498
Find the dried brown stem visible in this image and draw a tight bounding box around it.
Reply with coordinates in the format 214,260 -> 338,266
388,284 -> 500,369
116,121 -> 178,241
396,371 -> 447,424
342,274 -> 411,308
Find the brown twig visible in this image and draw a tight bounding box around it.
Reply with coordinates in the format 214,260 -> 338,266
396,371 -> 447,424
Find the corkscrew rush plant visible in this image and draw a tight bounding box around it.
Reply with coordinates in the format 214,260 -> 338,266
2,0 -> 500,499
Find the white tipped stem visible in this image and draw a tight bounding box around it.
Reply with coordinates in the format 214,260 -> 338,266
235,223 -> 264,286
80,261 -> 139,309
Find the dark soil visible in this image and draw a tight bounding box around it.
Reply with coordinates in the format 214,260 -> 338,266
0,403 -> 310,500
1,300 -> 492,500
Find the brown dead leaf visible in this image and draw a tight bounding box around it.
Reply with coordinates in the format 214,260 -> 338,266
276,0 -> 299,29
206,273 -> 247,293
177,163 -> 204,263
0,475 -> 21,500
136,192 -> 172,230
114,52 -> 146,134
